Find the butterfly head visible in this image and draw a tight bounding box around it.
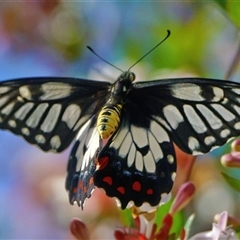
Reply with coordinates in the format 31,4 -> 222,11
118,71 -> 135,83
110,71 -> 135,97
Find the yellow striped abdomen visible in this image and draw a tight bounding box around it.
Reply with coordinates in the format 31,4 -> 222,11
97,104 -> 122,139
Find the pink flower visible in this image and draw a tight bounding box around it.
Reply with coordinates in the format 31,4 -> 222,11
70,218 -> 91,240
221,139 -> 240,168
221,152 -> 240,168
114,214 -> 173,240
189,211 -> 237,240
114,227 -> 147,240
170,181 -> 196,215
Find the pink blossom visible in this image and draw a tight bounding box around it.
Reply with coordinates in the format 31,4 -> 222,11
70,218 -> 91,240
189,211 -> 237,240
170,181 -> 196,215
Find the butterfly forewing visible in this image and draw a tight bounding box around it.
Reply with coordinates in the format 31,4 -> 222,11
131,78 -> 240,155
0,77 -> 110,152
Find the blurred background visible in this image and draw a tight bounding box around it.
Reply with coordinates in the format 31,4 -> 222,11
0,1 -> 240,239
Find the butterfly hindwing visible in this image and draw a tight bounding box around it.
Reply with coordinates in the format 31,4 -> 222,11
131,78 -> 240,155
66,117 -> 100,209
0,77 -> 110,152
94,109 -> 176,209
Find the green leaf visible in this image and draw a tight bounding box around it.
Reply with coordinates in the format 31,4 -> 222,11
155,199 -> 185,238
235,227 -> 240,239
119,208 -> 134,227
155,199 -> 172,229
221,172 -> 240,192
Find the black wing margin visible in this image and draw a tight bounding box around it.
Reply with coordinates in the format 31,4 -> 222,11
131,78 -> 240,155
0,77 -> 110,152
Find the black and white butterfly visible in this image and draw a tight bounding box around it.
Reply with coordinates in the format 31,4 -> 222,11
1,72 -> 240,209
1,32 -> 240,209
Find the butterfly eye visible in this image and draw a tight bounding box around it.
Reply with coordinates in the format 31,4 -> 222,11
129,72 -> 135,82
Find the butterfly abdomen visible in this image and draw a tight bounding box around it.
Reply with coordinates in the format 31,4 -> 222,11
97,104 -> 122,139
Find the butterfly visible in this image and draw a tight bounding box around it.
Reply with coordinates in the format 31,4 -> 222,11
1,32 -> 240,209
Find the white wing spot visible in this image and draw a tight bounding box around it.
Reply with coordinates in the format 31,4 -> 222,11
110,127 -> 128,149
73,114 -> 91,131
1,102 -> 15,115
135,151 -> 143,171
19,86 -> 32,99
150,120 -> 169,142
75,120 -> 92,172
167,154 -> 174,164
148,131 -> 163,162
183,105 -> 207,134
171,83 -> 205,101
22,127 -> 30,136
153,116 -> 171,131
143,151 -> 156,173
171,172 -> 176,181
163,104 -> 184,130
196,104 -> 222,129
41,83 -> 72,100
212,87 -> 224,101
62,104 -> 81,129
211,104 -> 235,122
0,95 -> 9,108
0,86 -> 10,94
234,122 -> 240,130
50,135 -> 61,149
8,120 -> 16,128
81,128 -> 99,170
35,134 -> 46,144
17,96 -> 24,102
27,103 -> 49,128
119,132 -> 131,158
76,118 -> 92,140
15,102 -> 34,120
41,104 -> 62,132
204,136 -> 216,145
232,88 -> 240,94
233,105 -> 240,114
127,143 -> 136,167
220,129 -> 231,138
130,126 -> 147,148
84,127 -> 94,148
188,136 -> 200,151
222,98 -> 228,104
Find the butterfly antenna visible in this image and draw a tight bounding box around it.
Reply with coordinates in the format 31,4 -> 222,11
128,30 -> 171,71
87,46 -> 123,73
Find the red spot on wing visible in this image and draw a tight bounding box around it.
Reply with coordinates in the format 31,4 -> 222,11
132,181 -> 141,191
117,187 -> 125,194
147,189 -> 153,195
78,180 -> 83,189
98,156 -> 109,170
89,177 -> 94,185
72,180 -> 84,194
103,176 -> 113,185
